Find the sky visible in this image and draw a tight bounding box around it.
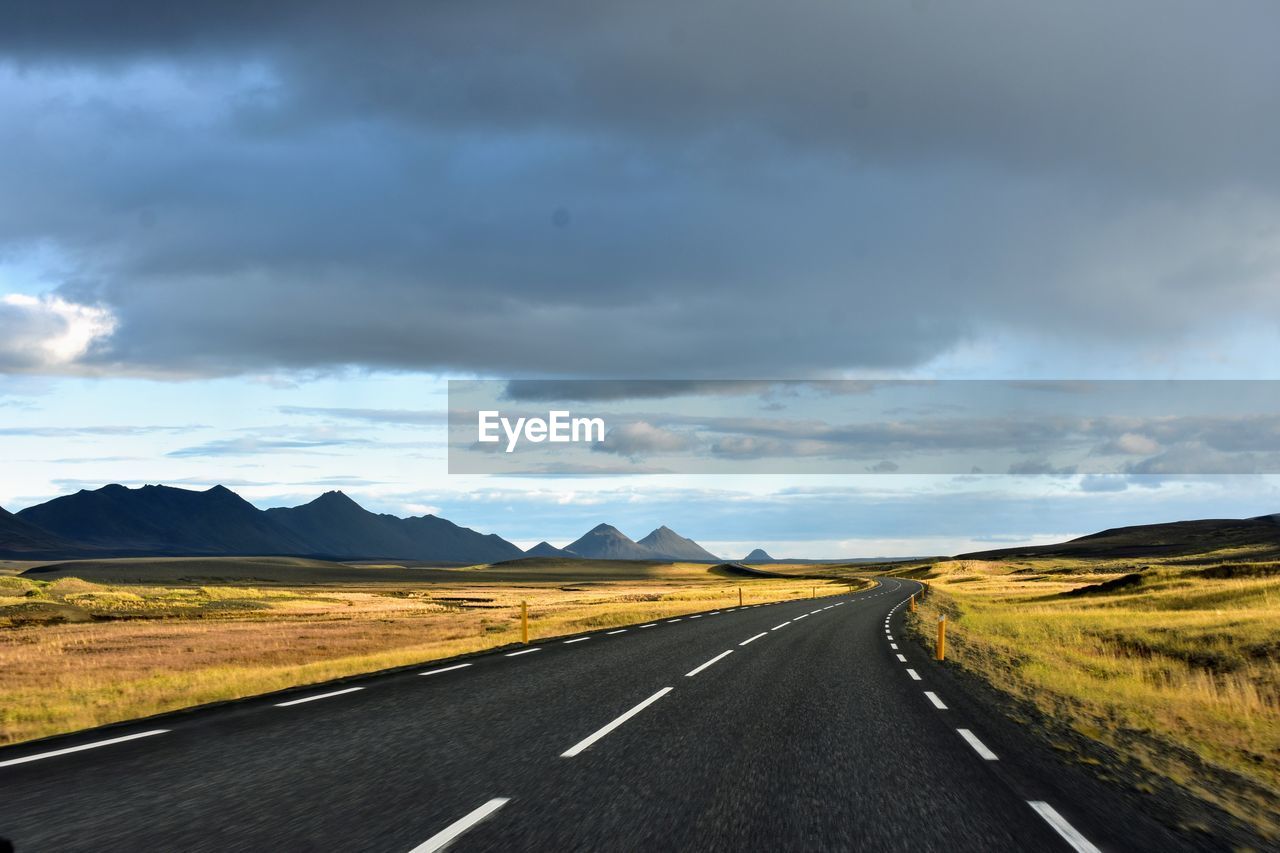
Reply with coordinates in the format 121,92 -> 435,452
2,2 -> 1280,557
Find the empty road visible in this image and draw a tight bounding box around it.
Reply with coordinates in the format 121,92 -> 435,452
0,578 -> 1201,851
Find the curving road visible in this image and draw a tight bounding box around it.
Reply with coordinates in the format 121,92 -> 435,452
0,578 -> 1202,851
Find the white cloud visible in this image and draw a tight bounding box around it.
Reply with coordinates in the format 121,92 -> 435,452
0,293 -> 116,371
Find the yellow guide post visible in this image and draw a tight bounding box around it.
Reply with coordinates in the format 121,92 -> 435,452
909,593 -> 916,612
936,615 -> 947,661
521,600 -> 529,644
739,587 -> 743,607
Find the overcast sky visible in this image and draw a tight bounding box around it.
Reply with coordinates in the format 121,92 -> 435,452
2,2 -> 1279,556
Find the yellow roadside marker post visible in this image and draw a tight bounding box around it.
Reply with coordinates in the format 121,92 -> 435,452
521,600 -> 529,645
910,593 -> 916,612
936,615 -> 947,661
739,587 -> 743,607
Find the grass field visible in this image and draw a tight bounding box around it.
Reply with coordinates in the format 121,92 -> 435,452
888,553 -> 1279,839
0,556 -> 863,747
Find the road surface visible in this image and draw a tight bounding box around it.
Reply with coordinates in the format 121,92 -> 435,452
0,578 -> 1203,851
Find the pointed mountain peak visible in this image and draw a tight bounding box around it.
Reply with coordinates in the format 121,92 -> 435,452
565,523 -> 654,560
586,522 -> 624,534
524,540 -> 574,557
312,489 -> 359,506
638,525 -> 719,561
744,548 -> 774,562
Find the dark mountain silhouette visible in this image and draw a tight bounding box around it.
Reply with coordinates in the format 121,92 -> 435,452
268,490 -> 524,563
564,523 -> 658,560
743,548 -> 775,563
524,541 -> 575,558
637,526 -> 719,561
18,484 -> 310,555
0,505 -> 76,554
14,484 -> 523,563
266,491 -> 416,556
956,514 -> 1280,560
397,513 -> 524,563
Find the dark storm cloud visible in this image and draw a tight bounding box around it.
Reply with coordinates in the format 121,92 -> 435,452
2,2 -> 1280,377
502,380 -> 783,402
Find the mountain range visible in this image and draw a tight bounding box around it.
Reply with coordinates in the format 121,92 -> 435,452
0,484 -> 724,564
956,513 -> 1280,560
3,484 -> 1278,566
0,505 -> 72,554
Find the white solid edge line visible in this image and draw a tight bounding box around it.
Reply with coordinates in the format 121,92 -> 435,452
686,649 -> 734,677
771,621 -> 791,630
420,663 -> 473,676
561,687 -> 673,757
739,632 -> 767,646
957,728 -> 999,760
606,629 -> 627,635
275,687 -> 363,707
505,648 -> 541,657
906,668 -> 921,680
924,691 -> 948,710
0,729 -> 169,768
564,637 -> 590,644
409,797 -> 511,853
1027,801 -> 1102,853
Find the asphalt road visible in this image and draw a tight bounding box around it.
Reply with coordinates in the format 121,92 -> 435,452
0,578 -> 1207,851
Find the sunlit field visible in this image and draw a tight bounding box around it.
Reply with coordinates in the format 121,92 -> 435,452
0,557 -> 863,747
891,554 -> 1280,839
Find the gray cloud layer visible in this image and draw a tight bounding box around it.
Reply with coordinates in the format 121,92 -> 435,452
3,2 -> 1279,377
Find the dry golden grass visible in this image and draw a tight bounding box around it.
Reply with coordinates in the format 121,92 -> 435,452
0,558 -> 865,746
894,556 -> 1280,839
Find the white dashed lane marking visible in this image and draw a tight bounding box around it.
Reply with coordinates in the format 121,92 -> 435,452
957,728 -> 999,760
275,687 -> 363,707
685,650 -> 734,677
1027,802 -> 1102,853
0,729 -> 169,768
410,798 -> 511,853
561,688 -> 674,758
420,663 -> 472,677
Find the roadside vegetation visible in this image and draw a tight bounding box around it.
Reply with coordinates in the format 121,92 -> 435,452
0,557 -> 861,746
889,553 -> 1279,840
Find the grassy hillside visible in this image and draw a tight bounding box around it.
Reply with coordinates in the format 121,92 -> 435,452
957,515 -> 1280,560
0,556 -> 865,746
888,552 -> 1279,840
